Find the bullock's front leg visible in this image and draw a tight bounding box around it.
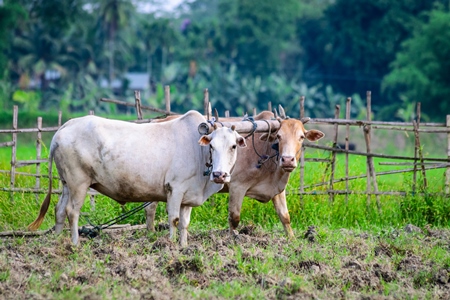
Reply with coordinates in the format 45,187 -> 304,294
178,205 -> 193,247
272,190 -> 294,239
54,184 -> 69,234
145,202 -> 159,232
166,189 -> 183,244
228,189 -> 246,236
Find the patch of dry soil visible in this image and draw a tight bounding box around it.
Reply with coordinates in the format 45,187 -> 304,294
1,225 -> 449,299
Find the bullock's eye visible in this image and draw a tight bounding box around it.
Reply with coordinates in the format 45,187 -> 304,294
300,135 -> 305,140
232,145 -> 237,150
276,134 -> 281,140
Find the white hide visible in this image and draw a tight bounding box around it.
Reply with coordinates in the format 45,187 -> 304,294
28,111 -> 246,246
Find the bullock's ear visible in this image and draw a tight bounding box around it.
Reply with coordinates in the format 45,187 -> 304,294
198,135 -> 212,146
236,135 -> 247,148
305,130 -> 324,142
259,132 -> 277,142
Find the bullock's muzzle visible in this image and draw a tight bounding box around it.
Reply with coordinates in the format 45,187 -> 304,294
212,171 -> 229,184
281,156 -> 296,172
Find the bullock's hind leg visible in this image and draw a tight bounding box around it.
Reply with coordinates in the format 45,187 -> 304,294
272,191 -> 294,239
145,202 -> 159,232
228,189 -> 246,236
66,182 -> 90,245
178,205 -> 192,247
54,184 -> 69,234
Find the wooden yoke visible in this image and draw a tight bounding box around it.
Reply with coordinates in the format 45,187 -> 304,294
198,119 -> 281,135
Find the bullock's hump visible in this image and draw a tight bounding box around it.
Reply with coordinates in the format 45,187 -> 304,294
176,110 -> 206,124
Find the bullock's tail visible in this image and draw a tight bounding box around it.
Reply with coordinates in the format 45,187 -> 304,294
28,146 -> 55,231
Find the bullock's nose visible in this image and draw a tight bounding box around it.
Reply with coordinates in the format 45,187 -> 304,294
281,156 -> 296,172
281,156 -> 295,164
212,171 -> 228,183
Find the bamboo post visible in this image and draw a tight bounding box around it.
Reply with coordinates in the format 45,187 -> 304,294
417,103 -> 427,189
204,88 -> 210,119
364,91 -> 380,209
134,90 -> 143,120
364,121 -> 371,202
57,111 -> 62,194
413,103 -> 421,191
10,106 -> 18,201
35,117 -> 42,203
299,96 -> 306,197
300,96 -> 305,119
345,97 -> 351,203
253,108 -> 257,116
413,120 -> 427,189
328,105 -> 340,202
225,110 -> 230,118
58,111 -> 62,127
446,115 -> 450,194
164,85 -> 171,113
89,110 -> 94,115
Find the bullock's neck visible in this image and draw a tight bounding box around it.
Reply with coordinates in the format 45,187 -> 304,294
276,167 -> 292,185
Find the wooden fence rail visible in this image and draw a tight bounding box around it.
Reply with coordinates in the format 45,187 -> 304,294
1,88 -> 449,203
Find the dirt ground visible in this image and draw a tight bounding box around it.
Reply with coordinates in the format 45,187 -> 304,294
1,224 -> 450,299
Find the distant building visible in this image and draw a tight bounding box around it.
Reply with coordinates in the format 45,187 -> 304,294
100,72 -> 150,97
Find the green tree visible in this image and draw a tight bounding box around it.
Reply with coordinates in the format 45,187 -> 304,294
27,0 -> 83,32
215,0 -> 299,76
382,8 -> 450,120
299,0 -> 448,106
96,0 -> 135,86
142,17 -> 179,84
0,1 -> 26,80
7,0 -> 88,110
12,23 -> 67,91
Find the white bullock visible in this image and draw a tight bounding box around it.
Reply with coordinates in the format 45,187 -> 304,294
28,111 -> 246,246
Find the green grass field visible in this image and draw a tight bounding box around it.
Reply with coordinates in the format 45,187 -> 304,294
1,141 -> 450,299
1,142 -> 449,233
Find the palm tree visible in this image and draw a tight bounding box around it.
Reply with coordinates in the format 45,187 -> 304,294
12,23 -> 67,92
140,17 -> 178,84
96,0 -> 135,87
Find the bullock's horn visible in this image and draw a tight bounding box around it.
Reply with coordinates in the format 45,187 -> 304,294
273,108 -> 279,119
214,108 -> 219,122
231,125 -> 236,131
278,105 -> 286,119
301,117 -> 311,124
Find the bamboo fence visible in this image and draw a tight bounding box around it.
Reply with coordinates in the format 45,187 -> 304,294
1,88 -> 450,203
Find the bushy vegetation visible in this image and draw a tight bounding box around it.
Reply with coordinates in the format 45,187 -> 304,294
1,0 -> 450,121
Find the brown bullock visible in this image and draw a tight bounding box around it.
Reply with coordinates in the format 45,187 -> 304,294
145,108 -> 324,237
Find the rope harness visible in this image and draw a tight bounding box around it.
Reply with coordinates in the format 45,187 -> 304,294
242,116 -> 280,168
203,146 -> 213,176
79,201 -> 153,238
203,117 -> 223,176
